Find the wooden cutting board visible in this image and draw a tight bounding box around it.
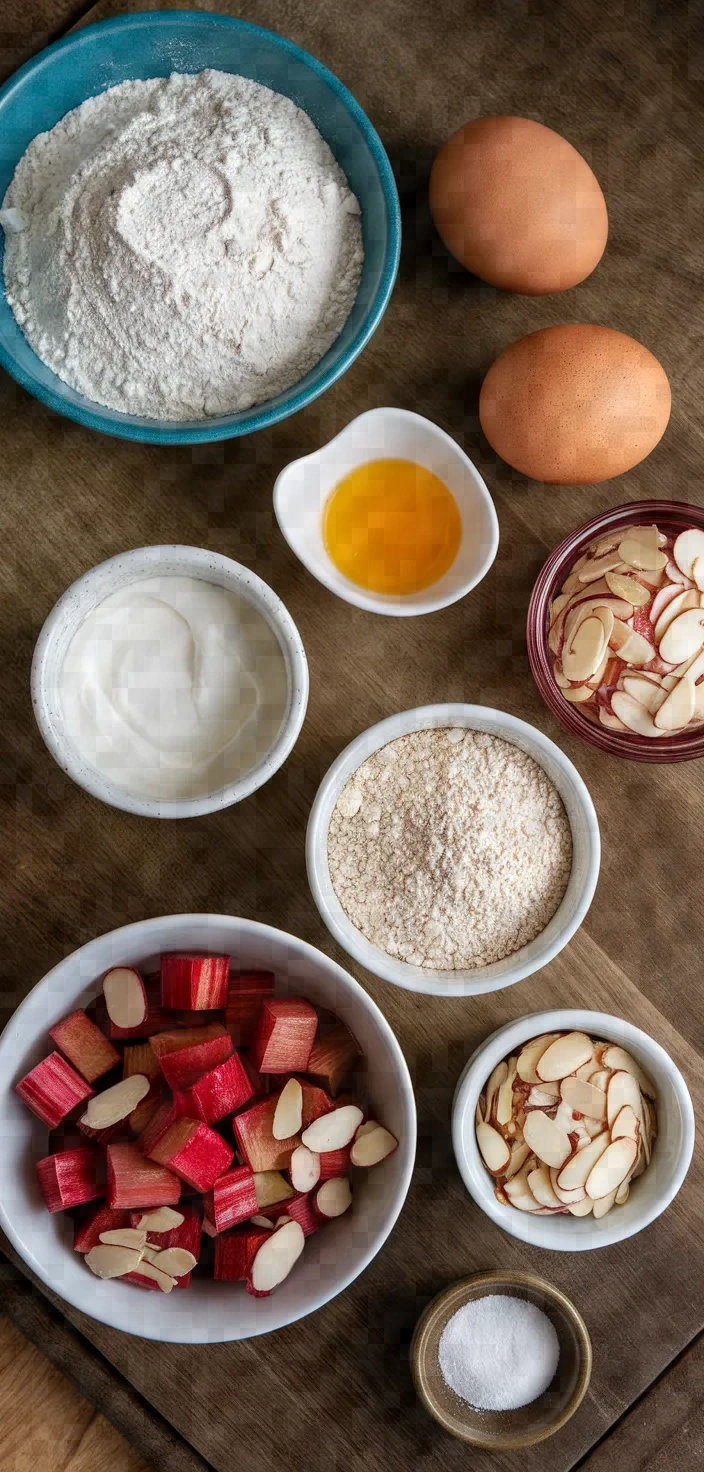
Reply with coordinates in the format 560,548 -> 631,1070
1,0 -> 703,1468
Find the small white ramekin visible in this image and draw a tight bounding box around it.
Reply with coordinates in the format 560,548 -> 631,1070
306,704 -> 600,996
452,1009 -> 695,1251
273,407 -> 499,616
31,545 -> 309,819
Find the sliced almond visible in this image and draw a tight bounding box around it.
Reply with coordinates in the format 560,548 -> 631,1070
588,1068 -> 611,1090
611,1104 -> 640,1143
476,1121 -> 511,1174
654,587 -> 699,642
504,1167 -> 542,1213
250,1215 -> 275,1230
600,1046 -> 656,1098
131,1258 -> 176,1292
575,1061 -> 597,1081
290,1144 -> 321,1194
526,1083 -> 560,1108
562,684 -> 595,703
582,1114 -> 607,1139
604,570 -> 651,606
554,664 -> 572,689
553,1099 -> 578,1136
484,1060 -> 508,1122
567,1196 -> 594,1217
599,708 -> 627,731
692,557 -> 704,593
622,674 -> 668,714
673,528 -> 704,581
549,1168 -> 586,1205
144,1247 -> 197,1277
650,582 -> 684,628
612,629 -> 655,666
593,606 -> 615,644
136,1207 -> 184,1233
665,558 -> 694,587
516,1034 -> 559,1084
80,1074 -> 150,1130
301,1104 -> 363,1152
527,1164 -> 561,1208
557,1130 -> 610,1190
85,1244 -> 145,1279
606,1070 -> 643,1128
562,618 -> 607,683
615,1180 -> 630,1206
586,1137 -> 638,1199
315,1177 -> 352,1218
592,1189 -> 617,1219
103,967 -> 147,1030
276,1215 -> 292,1226
272,1078 -> 303,1141
349,1124 -> 397,1167
618,527 -> 668,571
610,691 -> 661,736
99,1228 -> 147,1250
578,551 -> 623,582
659,608 -> 704,665
522,1110 -> 572,1169
495,1058 -> 517,1126
654,674 -> 696,731
560,1077 -> 607,1120
536,1032 -> 593,1081
550,593 -> 571,624
504,1141 -> 531,1180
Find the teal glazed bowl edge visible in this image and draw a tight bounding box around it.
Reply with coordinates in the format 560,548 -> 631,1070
0,9 -> 401,443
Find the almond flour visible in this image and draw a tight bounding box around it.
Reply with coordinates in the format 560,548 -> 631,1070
327,728 -> 572,970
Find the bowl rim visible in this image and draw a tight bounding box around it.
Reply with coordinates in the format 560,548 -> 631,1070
272,406 -> 500,617
0,9 -> 401,444
30,544 -> 309,817
527,498 -> 704,762
0,912 -> 418,1341
452,1008 -> 695,1252
306,703 -> 600,995
410,1269 -> 593,1448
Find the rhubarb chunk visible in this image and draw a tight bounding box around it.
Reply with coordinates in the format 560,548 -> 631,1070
123,1043 -> 161,1082
226,971 -> 274,1044
233,1094 -> 300,1173
214,1227 -> 269,1282
74,1205 -> 129,1252
136,1093 -> 189,1156
49,1010 -> 121,1083
150,1024 -> 232,1090
148,1118 -> 233,1192
107,1142 -> 181,1209
285,1192 -> 320,1238
317,1146 -> 352,1181
161,952 -> 230,1011
36,1147 -> 101,1213
181,1051 -> 253,1123
252,998 -> 318,1074
16,1052 -> 94,1128
203,1166 -> 258,1234
306,1023 -> 361,1096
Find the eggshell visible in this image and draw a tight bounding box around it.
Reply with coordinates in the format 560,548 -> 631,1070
479,324 -> 671,484
429,115 -> 608,294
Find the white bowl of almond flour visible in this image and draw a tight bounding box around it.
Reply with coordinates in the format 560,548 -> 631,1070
307,706 -> 600,996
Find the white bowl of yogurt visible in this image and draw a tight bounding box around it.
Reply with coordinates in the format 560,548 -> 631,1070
31,546 -> 308,817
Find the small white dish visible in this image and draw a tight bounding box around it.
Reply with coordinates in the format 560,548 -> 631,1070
31,545 -> 309,819
273,407 -> 499,615
306,704 -> 600,996
0,912 -> 416,1342
452,1009 -> 694,1251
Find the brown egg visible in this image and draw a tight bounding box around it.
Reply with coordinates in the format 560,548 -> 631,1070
479,324 -> 671,484
429,116 -> 608,294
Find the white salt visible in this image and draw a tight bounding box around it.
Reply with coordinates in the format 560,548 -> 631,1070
438,1294 -> 560,1412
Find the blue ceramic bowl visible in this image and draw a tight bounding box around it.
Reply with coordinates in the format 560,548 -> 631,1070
0,10 -> 400,443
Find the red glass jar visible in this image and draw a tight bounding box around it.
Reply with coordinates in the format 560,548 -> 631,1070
527,500 -> 704,762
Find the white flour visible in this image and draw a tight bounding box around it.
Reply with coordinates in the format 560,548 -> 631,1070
327,728 -> 573,970
1,70 -> 363,420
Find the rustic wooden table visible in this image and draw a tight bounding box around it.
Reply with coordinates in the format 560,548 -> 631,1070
1,1 -> 703,1469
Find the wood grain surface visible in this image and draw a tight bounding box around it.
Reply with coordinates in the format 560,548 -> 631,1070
1,1 -> 703,1469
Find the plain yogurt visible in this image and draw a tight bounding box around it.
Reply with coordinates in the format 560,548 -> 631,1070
58,574 -> 290,800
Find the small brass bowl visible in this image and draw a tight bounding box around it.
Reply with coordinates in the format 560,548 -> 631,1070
410,1270 -> 592,1450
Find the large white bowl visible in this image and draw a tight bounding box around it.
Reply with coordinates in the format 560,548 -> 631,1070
306,704 -> 600,995
453,1009 -> 694,1251
31,545 -> 309,819
0,914 -> 416,1342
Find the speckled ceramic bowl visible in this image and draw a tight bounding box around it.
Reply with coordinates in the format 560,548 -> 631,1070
30,545 -> 309,817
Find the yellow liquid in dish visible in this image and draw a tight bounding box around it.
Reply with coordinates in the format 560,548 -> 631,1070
323,459 -> 462,596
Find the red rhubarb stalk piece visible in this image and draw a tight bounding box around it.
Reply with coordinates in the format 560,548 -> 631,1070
317,1146 -> 352,1181
136,1093 -> 189,1155
36,1147 -> 101,1212
74,1206 -> 129,1252
306,1023 -> 361,1096
239,1053 -> 271,1099
77,1116 -> 124,1146
49,1009 -> 121,1084
233,1093 -> 301,1173
106,1142 -> 181,1209
252,997 -> 318,1074
299,1080 -> 335,1128
286,1192 -> 321,1237
181,1051 -> 254,1123
123,1043 -> 161,1082
109,979 -> 171,1040
214,1227 -> 270,1282
103,967 -> 148,1031
149,1024 -> 232,1090
16,1052 -> 95,1128
148,1118 -> 233,1192
128,1082 -> 165,1136
161,953 -> 230,1011
203,1165 -> 258,1234
225,971 -> 274,1045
